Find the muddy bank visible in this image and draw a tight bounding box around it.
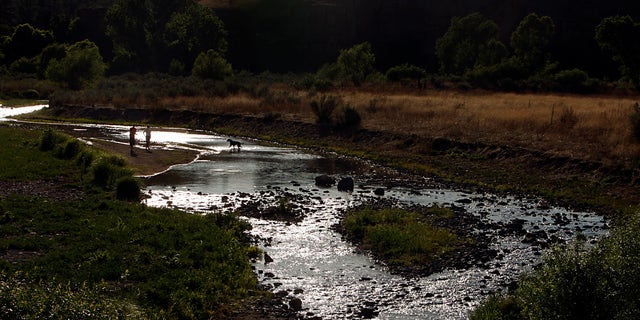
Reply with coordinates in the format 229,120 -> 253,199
45,103 -> 640,214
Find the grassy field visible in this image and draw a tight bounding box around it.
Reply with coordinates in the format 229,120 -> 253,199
0,125 -> 262,319
48,75 -> 640,168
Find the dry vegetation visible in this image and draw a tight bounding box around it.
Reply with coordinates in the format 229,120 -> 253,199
143,87 -> 639,167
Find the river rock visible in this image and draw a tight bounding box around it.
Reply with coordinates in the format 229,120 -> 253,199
337,177 -> 354,192
315,175 -> 335,187
264,252 -> 274,264
289,297 -> 303,311
374,188 -> 385,196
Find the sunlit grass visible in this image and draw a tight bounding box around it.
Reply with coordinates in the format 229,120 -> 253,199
342,206 -> 460,267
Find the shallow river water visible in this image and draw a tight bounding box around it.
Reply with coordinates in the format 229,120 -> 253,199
135,129 -> 607,319
4,105 -> 609,319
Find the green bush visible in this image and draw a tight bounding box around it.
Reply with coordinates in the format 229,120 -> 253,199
60,139 -> 81,159
91,156 -> 128,189
39,127 -> 68,151
192,49 -> 232,80
385,63 -> 427,82
553,68 -> 589,92
472,214 -> 640,319
116,176 -> 141,201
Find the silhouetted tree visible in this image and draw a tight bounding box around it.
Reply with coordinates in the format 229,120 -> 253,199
435,13 -> 503,75
192,49 -> 232,80
336,42 -> 376,86
106,0 -> 226,74
45,40 -> 106,90
1,23 -> 54,65
596,15 -> 640,88
511,13 -> 555,74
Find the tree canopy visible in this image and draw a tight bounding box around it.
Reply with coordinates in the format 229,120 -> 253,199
595,15 -> 640,87
105,0 -> 227,74
511,13 -> 555,74
45,40 -> 106,90
435,13 -> 503,75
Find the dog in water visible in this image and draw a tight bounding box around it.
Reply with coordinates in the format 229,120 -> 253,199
227,138 -> 242,149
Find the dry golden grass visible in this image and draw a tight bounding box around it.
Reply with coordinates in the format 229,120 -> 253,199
179,87 -> 637,166
82,84 -> 640,166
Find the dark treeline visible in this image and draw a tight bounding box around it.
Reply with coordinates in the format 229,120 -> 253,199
2,0 -> 640,80
217,0 -> 640,78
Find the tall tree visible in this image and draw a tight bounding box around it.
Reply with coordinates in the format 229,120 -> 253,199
337,42 -> 376,86
435,13 -> 503,75
105,0 -> 226,74
1,23 -> 54,65
165,4 -> 227,72
595,15 -> 640,87
45,39 -> 106,90
105,0 -> 154,73
511,13 -> 555,74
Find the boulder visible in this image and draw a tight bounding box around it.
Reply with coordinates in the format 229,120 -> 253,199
374,188 -> 385,196
337,177 -> 354,192
289,297 -> 303,311
315,175 -> 335,187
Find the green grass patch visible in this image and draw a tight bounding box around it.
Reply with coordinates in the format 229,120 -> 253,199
0,126 -> 77,180
341,206 -> 460,267
0,125 -> 261,319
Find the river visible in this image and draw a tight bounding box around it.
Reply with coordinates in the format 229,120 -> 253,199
3,104 -> 609,319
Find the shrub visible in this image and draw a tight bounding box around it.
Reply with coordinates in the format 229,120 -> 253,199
472,214 -> 640,319
558,106 -> 578,129
554,68 -> 589,92
469,294 -> 522,320
310,95 -> 339,125
0,272 -> 141,319
342,207 -> 458,266
192,49 -> 232,80
385,63 -> 427,83
116,176 -> 141,201
91,156 -> 128,189
60,139 -> 81,159
168,59 -> 186,76
39,127 -> 67,151
335,105 -> 362,131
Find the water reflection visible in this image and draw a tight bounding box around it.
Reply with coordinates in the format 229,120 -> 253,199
5,106 -> 609,318
137,128 -> 608,319
0,104 -> 48,121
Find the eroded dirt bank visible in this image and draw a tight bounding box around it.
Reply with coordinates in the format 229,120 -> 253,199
46,103 -> 640,215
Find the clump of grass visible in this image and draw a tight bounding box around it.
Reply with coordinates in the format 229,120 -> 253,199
341,206 -> 459,267
310,95 -> 340,136
0,271 -> 144,319
335,105 -> 362,131
116,176 -> 141,201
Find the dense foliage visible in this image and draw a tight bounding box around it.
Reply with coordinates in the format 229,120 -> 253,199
471,214 -> 640,319
1,1 -> 639,93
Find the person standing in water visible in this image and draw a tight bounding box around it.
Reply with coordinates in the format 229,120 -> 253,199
129,125 -> 137,155
143,125 -> 152,152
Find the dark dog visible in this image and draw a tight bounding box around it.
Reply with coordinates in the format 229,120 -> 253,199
227,138 -> 242,149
